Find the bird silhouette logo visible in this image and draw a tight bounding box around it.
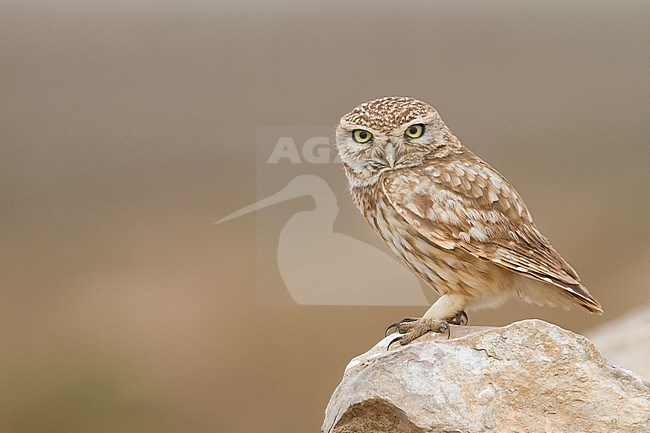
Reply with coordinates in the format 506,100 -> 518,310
217,174 -> 428,306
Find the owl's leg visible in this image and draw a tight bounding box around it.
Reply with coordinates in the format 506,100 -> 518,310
387,294 -> 468,348
422,293 -> 468,321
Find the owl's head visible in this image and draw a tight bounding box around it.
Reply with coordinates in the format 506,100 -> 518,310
335,96 -> 460,186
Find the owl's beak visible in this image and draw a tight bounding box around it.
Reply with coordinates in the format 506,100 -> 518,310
385,142 -> 396,168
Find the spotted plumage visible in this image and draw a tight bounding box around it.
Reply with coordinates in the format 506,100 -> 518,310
335,96 -> 603,345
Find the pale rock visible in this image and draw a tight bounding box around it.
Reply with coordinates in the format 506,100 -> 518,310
586,304 -> 650,377
322,320 -> 650,433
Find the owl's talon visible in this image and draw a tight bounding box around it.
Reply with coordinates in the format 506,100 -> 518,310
385,322 -> 399,336
385,317 -> 417,336
387,335 -> 403,350
442,321 -> 451,339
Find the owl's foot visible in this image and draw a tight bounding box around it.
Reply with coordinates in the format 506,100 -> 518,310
448,310 -> 468,326
384,317 -> 417,336
387,318 -> 450,349
384,311 -> 466,336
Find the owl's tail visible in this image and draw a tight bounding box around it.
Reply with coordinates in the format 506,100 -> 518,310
519,279 -> 604,314
562,281 -> 604,314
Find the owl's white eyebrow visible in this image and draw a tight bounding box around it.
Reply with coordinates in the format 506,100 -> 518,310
400,113 -> 437,132
339,121 -> 381,136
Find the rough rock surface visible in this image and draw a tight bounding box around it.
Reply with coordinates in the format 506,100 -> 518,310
323,320 -> 650,433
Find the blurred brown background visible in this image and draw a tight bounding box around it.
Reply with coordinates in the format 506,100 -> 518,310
1,1 -> 649,432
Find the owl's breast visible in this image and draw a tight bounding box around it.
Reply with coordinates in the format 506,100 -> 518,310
349,181 -> 418,258
351,181 -> 515,299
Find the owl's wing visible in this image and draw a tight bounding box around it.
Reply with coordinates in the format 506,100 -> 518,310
381,150 -> 602,313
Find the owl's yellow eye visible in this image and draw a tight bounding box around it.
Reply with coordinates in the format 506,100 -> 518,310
352,129 -> 373,143
404,124 -> 425,138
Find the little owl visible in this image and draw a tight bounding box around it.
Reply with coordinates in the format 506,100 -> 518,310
335,96 -> 603,346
